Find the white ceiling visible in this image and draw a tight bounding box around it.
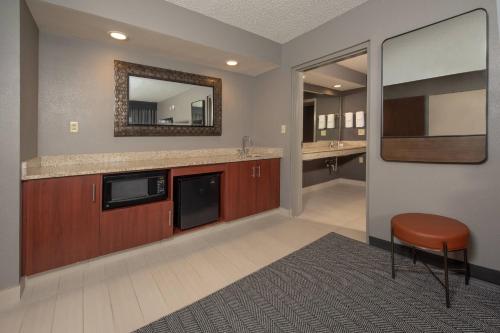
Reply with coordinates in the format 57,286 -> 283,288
164,0 -> 368,43
305,53 -> 367,91
27,0 -> 280,76
304,72 -> 364,91
337,54 -> 368,74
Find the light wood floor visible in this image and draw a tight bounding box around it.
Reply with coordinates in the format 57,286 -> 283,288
0,211 -> 365,333
301,181 -> 366,237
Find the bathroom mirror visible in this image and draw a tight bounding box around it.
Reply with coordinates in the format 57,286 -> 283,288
114,61 -> 221,136
381,9 -> 488,163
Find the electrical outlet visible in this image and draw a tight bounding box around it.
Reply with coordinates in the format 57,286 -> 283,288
358,128 -> 365,136
281,125 -> 286,134
320,130 -> 326,136
70,121 -> 79,133
358,156 -> 364,164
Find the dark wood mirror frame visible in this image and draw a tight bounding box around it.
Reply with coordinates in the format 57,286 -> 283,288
381,9 -> 488,164
114,60 -> 222,136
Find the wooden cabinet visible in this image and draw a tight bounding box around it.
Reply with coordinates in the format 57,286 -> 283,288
255,159 -> 281,213
22,175 -> 101,275
100,200 -> 173,255
225,158 -> 280,220
22,158 -> 280,275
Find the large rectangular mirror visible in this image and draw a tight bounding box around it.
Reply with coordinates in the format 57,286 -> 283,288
128,76 -> 213,127
114,61 -> 222,136
382,9 -> 488,163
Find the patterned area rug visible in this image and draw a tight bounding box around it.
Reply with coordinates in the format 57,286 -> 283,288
136,233 -> 500,332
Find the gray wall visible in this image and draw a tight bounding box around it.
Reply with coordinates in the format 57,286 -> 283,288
38,33 -> 257,155
0,0 -> 21,291
342,89 -> 367,141
255,0 -> 500,271
303,155 -> 365,187
20,0 -> 39,161
302,88 -> 366,187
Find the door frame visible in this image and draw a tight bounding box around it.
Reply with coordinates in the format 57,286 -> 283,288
289,41 -> 371,241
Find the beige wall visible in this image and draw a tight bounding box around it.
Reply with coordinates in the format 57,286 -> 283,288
38,32 -> 256,155
428,89 -> 487,136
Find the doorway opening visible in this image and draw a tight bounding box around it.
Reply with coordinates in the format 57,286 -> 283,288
292,45 -> 369,242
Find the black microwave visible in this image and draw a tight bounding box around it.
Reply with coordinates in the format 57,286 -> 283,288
102,170 -> 167,210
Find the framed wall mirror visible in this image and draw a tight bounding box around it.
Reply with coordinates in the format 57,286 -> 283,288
381,9 -> 488,163
114,61 -> 221,136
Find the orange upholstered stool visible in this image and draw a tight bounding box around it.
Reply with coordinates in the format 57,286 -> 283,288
390,213 -> 471,307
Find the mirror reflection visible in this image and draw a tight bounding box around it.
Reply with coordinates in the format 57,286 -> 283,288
382,9 -> 487,137
128,76 -> 214,126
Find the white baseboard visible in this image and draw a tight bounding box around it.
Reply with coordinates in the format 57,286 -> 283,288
302,178 -> 365,194
0,284 -> 20,311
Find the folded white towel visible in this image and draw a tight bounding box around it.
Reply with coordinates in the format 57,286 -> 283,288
318,115 -> 326,129
327,114 -> 335,129
345,112 -> 353,128
356,111 -> 365,128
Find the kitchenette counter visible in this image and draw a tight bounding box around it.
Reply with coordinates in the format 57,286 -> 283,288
302,141 -> 366,161
22,147 -> 283,180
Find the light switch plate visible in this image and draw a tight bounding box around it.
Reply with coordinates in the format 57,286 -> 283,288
358,128 -> 365,136
70,121 -> 79,133
320,130 -> 327,136
281,125 -> 286,134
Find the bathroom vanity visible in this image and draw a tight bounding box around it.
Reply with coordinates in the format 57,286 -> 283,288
21,148 -> 281,275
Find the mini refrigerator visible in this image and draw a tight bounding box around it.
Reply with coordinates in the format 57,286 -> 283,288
174,173 -> 220,230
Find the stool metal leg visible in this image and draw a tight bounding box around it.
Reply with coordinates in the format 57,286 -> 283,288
391,228 -> 395,279
443,242 -> 450,308
464,248 -> 470,285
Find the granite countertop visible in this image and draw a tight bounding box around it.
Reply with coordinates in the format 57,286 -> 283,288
22,147 -> 283,180
302,141 -> 366,161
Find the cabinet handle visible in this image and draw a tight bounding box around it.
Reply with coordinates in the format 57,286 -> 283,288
257,165 -> 261,178
92,184 -> 96,202
168,210 -> 172,226
251,166 -> 255,178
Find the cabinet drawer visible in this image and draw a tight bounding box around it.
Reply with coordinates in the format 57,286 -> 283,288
100,200 -> 173,254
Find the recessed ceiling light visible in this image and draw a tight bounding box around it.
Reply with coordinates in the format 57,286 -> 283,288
226,60 -> 238,66
334,84 -> 342,88
109,31 -> 127,40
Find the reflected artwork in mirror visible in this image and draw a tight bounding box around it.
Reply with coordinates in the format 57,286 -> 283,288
115,61 -> 221,136
381,9 -> 488,163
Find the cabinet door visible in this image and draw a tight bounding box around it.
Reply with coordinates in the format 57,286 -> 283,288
255,158 -> 281,213
22,175 -> 101,275
225,160 -> 257,220
100,200 -> 173,255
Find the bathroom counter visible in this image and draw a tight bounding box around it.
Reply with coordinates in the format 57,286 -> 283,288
22,147 -> 283,180
302,141 -> 366,161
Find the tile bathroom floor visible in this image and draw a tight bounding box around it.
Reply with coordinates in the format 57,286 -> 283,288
300,181 -> 366,240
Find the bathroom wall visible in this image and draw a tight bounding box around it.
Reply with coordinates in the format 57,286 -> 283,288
302,88 -> 367,188
255,0 -> 500,272
302,155 -> 365,187
37,32 -> 257,155
342,89 -> 366,141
